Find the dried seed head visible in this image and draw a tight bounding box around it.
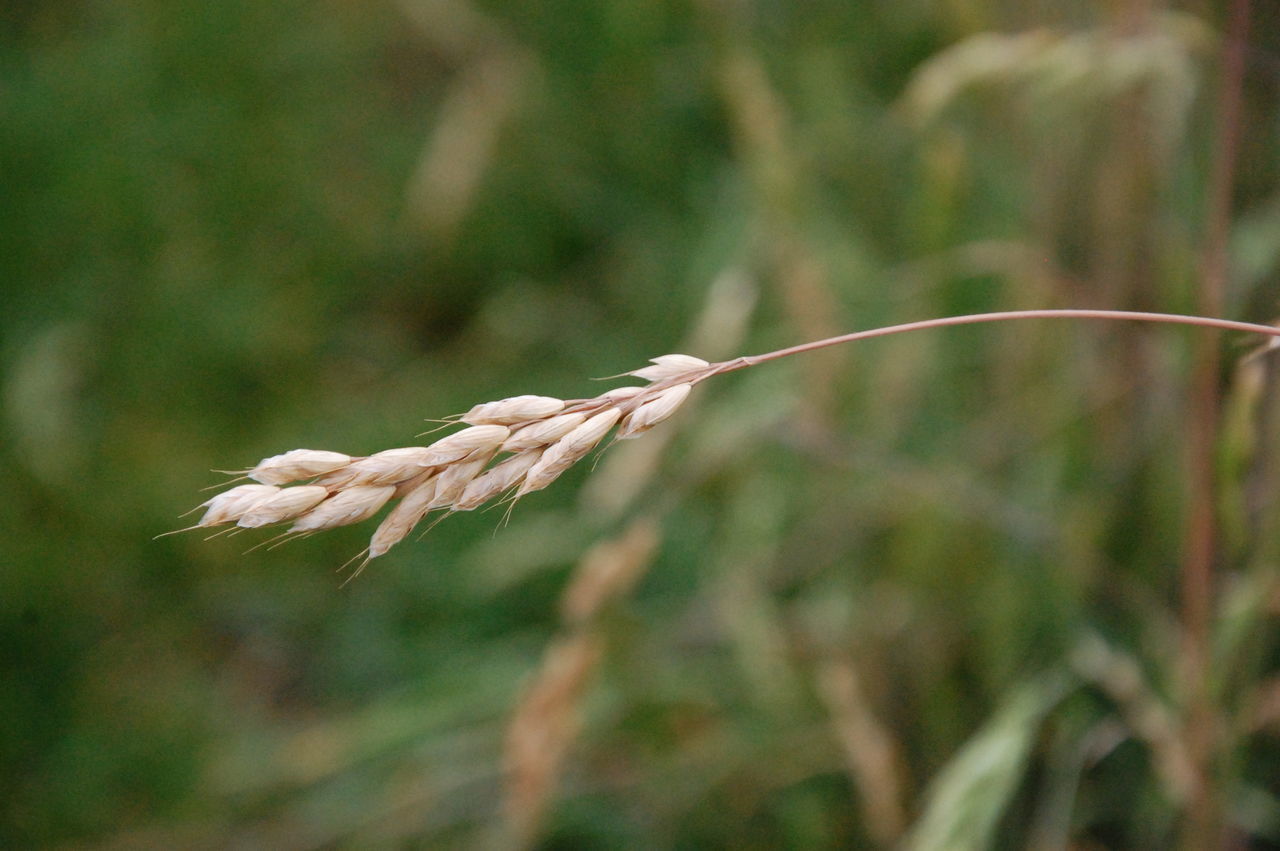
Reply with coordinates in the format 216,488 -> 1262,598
393,469 -> 434,497
193,352 -> 709,556
290,485 -> 396,532
368,476 -> 439,557
517,446 -> 572,497
237,485 -> 330,528
504,633 -> 603,840
628,354 -> 709,382
197,484 -> 280,526
318,447 -> 437,488
418,424 -> 511,467
599,386 -> 645,403
454,449 -> 544,511
558,408 -> 622,454
248,450 -> 352,485
428,449 -> 498,509
500,412 -> 588,452
560,519 -> 659,623
615,383 -> 692,439
519,409 -> 621,495
461,395 -> 566,425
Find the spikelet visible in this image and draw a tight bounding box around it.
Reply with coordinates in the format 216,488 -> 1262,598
615,383 -> 691,439
599,386 -> 645,403
628,354 -> 708,382
393,469 -> 434,497
417,424 -> 511,467
197,484 -> 280,526
519,409 -> 621,495
317,447 -> 437,488
462,395 -> 566,425
237,485 -> 329,528
500,412 -> 588,452
429,449 -> 498,509
454,449 -> 544,511
368,476 -> 440,557
290,485 -> 396,532
247,450 -> 352,485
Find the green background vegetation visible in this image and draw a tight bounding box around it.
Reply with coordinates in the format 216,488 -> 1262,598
4,0 -> 1280,847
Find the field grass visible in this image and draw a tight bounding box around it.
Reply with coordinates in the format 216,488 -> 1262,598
3,0 -> 1279,847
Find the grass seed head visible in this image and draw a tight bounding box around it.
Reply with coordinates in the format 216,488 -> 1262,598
616,383 -> 692,439
318,447 -> 437,488
519,409 -> 621,495
462,395 -> 566,425
454,449 -> 544,511
628,354 -> 709,382
290,485 -> 396,532
186,352 -> 705,559
197,484 -> 280,526
558,408 -> 622,453
418,424 -> 511,466
237,485 -> 329,528
393,469 -> 435,497
248,450 -> 352,485
500,412 -> 588,452
368,476 -> 439,557
599,386 -> 645,403
429,449 -> 499,509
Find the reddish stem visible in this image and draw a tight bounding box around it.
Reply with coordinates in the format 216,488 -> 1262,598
707,309 -> 1280,375
1182,0 -> 1251,846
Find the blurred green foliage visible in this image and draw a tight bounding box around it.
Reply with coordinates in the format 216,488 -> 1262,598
4,0 -> 1280,847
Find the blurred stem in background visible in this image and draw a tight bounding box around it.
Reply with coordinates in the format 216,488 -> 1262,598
1183,0 -> 1250,846
703,0 -> 846,428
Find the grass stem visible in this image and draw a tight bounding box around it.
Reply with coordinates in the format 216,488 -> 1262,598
711,309 -> 1280,375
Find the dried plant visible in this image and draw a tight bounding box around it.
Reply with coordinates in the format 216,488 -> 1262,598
170,352 -> 714,573
172,309 -> 1280,573
502,518 -> 660,843
503,633 -> 603,845
815,658 -> 908,845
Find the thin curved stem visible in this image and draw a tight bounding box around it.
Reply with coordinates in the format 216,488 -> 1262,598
708,309 -> 1280,374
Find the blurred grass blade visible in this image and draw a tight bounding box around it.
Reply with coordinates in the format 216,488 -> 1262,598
905,674 -> 1070,851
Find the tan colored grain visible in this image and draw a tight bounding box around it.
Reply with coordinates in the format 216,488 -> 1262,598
368,476 -> 440,558
196,484 -> 280,527
237,485 -> 330,528
247,450 -> 352,485
461,395 -> 565,425
499,411 -> 587,452
416,424 -> 511,466
428,448 -> 497,509
290,485 -> 397,532
453,449 -> 542,511
615,382 -> 692,439
518,408 -> 621,495
628,353 -> 709,382
184,352 -> 714,561
316,447 -> 437,489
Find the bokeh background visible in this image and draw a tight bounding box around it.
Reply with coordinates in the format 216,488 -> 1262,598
5,0 -> 1280,847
